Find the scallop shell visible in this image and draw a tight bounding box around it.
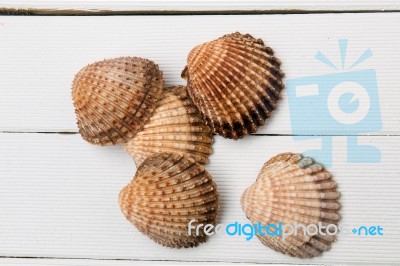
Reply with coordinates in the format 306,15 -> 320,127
182,32 -> 285,139
119,152 -> 219,248
123,86 -> 213,166
241,153 -> 341,258
72,57 -> 163,145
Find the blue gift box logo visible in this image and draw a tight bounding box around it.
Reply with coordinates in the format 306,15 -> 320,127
287,39 -> 382,167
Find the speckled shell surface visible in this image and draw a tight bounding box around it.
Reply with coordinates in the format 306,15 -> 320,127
119,153 -> 219,248
241,153 -> 341,258
123,86 -> 213,166
182,32 -> 285,139
72,57 -> 163,145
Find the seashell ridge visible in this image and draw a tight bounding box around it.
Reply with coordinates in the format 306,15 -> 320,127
123,86 -> 213,166
241,152 -> 341,258
119,152 -> 220,248
72,56 -> 163,145
182,32 -> 285,139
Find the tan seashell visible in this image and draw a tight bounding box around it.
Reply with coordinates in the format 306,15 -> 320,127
72,57 -> 163,145
123,86 -> 213,166
241,153 -> 341,258
119,152 -> 220,248
182,32 -> 285,139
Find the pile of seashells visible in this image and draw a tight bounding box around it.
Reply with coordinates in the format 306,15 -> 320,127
72,32 -> 341,258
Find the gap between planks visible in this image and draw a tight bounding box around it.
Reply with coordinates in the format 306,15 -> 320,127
1,131 -> 399,137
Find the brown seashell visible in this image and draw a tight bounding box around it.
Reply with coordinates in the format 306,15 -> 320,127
123,86 -> 213,166
182,32 -> 285,139
119,152 -> 219,248
72,57 -> 163,145
241,153 -> 341,258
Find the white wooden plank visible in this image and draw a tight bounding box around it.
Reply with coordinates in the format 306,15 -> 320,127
0,258 -> 252,266
0,133 -> 399,264
0,14 -> 399,135
0,259 -> 310,266
1,0 -> 400,12
0,259 -> 311,266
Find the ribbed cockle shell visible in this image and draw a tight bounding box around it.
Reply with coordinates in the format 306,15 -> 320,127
182,32 -> 285,139
123,86 -> 213,166
241,153 -> 341,258
119,153 -> 219,248
72,57 -> 163,145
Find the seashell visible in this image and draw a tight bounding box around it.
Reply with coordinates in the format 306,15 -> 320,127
119,152 -> 220,248
123,86 -> 213,166
72,57 -> 163,145
181,32 -> 285,139
241,153 -> 341,258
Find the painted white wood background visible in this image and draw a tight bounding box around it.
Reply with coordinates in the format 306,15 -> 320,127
2,0 -> 400,12
1,7 -> 400,266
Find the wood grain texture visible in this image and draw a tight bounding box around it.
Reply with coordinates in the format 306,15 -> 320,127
0,14 -> 399,135
0,258 -> 237,266
0,259 -> 303,266
0,134 -> 399,264
1,0 -> 400,13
